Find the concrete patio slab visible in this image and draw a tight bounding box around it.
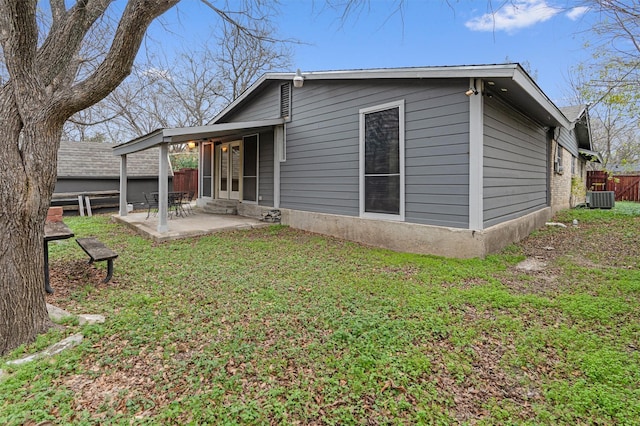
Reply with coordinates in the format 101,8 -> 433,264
112,210 -> 271,242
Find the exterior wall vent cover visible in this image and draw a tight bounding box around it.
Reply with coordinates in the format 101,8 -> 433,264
280,83 -> 291,118
587,191 -> 615,209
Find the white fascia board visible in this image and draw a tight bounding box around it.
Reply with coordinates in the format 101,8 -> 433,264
512,69 -> 570,128
271,64 -> 520,82
113,129 -> 165,156
165,118 -> 285,139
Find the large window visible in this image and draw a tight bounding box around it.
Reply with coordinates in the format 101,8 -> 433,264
359,100 -> 404,219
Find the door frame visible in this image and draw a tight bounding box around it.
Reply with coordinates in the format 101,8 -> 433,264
217,140 -> 242,200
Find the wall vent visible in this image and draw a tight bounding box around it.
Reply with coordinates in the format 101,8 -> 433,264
280,83 -> 291,118
587,191 -> 615,209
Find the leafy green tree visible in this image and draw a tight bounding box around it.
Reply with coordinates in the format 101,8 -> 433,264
569,1 -> 640,171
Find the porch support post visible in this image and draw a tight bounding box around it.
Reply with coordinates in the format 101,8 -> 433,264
469,77 -> 484,231
158,141 -> 170,233
119,154 -> 128,216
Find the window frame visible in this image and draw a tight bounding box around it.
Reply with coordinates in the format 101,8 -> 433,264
555,143 -> 564,174
359,99 -> 405,221
242,133 -> 259,204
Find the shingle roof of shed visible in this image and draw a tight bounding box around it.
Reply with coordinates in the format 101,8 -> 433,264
57,141 -> 167,178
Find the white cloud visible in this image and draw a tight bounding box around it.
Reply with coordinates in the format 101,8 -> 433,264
142,67 -> 173,81
566,6 -> 589,21
465,0 -> 561,33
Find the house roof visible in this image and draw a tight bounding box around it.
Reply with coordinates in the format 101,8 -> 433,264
559,104 -> 593,151
559,105 -> 587,122
58,141 -> 168,178
113,118 -> 285,156
211,64 -> 571,129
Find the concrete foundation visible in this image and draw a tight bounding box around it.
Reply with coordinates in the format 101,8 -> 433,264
245,206 -> 551,258
228,202 -> 551,258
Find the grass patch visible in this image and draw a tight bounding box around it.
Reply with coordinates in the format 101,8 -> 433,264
1,205 -> 639,424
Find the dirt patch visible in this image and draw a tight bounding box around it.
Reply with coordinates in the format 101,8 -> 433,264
45,259 -> 116,310
503,218 -> 639,295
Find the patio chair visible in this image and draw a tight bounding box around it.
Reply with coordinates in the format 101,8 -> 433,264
181,190 -> 195,215
143,192 -> 159,219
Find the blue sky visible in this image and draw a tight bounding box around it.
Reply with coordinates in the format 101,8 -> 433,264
149,0 -> 597,106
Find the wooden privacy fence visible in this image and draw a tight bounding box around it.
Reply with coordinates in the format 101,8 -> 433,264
587,171 -> 640,202
173,168 -> 198,195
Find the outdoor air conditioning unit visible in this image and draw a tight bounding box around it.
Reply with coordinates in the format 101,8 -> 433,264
587,191 -> 615,209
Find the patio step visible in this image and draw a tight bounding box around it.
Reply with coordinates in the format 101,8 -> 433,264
203,200 -> 238,215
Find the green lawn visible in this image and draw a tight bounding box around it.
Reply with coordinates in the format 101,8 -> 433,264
2,203 -> 639,425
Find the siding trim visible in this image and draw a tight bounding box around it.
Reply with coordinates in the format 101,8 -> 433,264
274,125 -> 284,208
469,78 -> 484,230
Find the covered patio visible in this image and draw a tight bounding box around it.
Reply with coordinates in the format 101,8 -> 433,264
112,118 -> 285,236
113,209 -> 270,242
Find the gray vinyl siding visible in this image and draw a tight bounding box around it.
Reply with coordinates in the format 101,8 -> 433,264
483,97 -> 548,227
225,84 -> 282,122
225,79 -> 470,227
257,130 -> 274,207
557,127 -> 579,157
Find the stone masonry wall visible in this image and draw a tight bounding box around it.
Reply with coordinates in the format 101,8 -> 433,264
551,143 -> 572,214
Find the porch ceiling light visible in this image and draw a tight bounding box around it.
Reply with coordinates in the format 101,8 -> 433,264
293,69 -> 304,88
465,88 -> 478,96
187,141 -> 196,149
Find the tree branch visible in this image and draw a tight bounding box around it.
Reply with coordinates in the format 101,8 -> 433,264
52,0 -> 179,121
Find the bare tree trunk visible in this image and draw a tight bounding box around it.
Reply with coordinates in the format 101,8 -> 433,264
0,0 -> 179,356
0,113 -> 61,354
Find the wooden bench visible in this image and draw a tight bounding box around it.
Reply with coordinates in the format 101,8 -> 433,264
76,237 -> 118,283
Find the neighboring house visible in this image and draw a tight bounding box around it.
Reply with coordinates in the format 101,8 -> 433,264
552,105 -> 601,212
114,64 -> 598,258
56,141 -> 171,211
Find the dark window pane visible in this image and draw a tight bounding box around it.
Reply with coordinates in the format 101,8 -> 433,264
220,148 -> 228,191
365,175 -> 400,215
203,144 -> 212,175
243,136 -> 258,177
365,108 -> 399,175
202,177 -> 212,197
243,177 -> 257,201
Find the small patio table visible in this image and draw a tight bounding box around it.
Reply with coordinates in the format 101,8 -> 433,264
151,191 -> 188,218
44,220 -> 74,294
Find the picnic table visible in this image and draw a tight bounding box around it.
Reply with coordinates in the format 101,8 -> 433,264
44,220 -> 74,294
